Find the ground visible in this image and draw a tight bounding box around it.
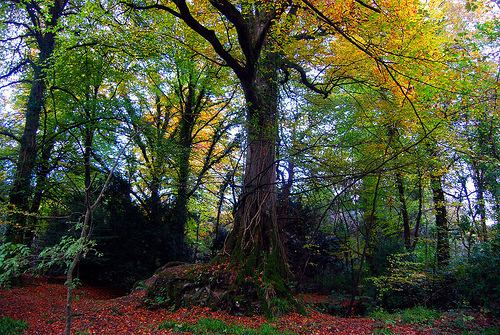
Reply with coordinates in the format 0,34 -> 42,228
0,277 -> 496,335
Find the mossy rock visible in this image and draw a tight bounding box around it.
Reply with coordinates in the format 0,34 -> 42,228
143,262 -> 296,316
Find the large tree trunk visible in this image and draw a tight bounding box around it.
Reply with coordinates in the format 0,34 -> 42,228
224,52 -> 289,300
7,0 -> 66,243
430,174 -> 450,267
8,62 -> 48,243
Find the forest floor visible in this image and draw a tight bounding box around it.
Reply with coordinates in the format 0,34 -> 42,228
0,276 -> 497,335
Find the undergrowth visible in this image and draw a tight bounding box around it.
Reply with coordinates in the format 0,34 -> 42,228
0,317 -> 28,335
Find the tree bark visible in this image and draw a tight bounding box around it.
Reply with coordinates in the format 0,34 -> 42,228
430,174 -> 450,267
224,52 -> 289,300
171,79 -> 201,260
471,162 -> 488,241
7,0 -> 67,243
395,173 -> 412,250
8,62 -> 47,243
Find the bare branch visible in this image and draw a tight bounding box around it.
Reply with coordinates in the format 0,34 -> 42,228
0,59 -> 29,80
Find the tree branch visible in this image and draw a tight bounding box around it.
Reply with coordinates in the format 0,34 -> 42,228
0,59 -> 29,80
281,60 -> 331,97
354,0 -> 381,13
171,0 -> 247,79
0,129 -> 20,142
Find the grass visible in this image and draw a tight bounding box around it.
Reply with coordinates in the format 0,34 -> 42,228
0,317 -> 28,335
370,306 -> 441,326
372,328 -> 396,335
481,326 -> 500,335
158,317 -> 294,335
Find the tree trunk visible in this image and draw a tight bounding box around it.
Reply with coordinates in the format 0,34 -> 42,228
471,162 -> 488,241
149,176 -> 163,225
8,62 -> 47,244
212,175 -> 229,256
412,173 -> 423,250
224,52 -> 289,301
395,173 -> 412,250
171,81 -> 197,260
7,0 -> 65,243
25,138 -> 55,247
430,174 -> 450,267
65,114 -> 93,335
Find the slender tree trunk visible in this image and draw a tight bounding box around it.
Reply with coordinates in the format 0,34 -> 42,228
430,174 -> 450,267
212,176 -> 229,256
149,176 -> 162,225
278,159 -> 295,229
27,132 -> 56,240
171,82 -> 197,260
395,173 -> 411,250
412,173 -> 423,250
471,162 -> 488,241
65,116 -> 93,335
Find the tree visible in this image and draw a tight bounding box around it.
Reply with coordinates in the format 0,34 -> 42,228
122,48 -> 237,259
1,0 -> 70,243
125,1 -> 292,304
123,0 -> 473,310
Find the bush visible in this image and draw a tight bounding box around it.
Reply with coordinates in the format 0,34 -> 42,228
0,243 -> 31,287
369,253 -> 451,309
0,317 -> 28,335
158,317 -> 294,335
453,231 -> 500,314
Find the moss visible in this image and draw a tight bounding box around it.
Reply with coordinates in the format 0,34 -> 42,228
145,250 -> 301,317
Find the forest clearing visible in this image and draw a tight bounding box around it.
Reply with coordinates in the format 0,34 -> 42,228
0,0 -> 499,334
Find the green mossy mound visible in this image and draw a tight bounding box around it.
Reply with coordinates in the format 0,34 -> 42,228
143,261 -> 300,316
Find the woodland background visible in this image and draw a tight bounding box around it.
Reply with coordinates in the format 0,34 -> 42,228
0,0 -> 499,334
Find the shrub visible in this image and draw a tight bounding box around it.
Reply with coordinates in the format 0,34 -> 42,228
453,231 -> 500,315
369,309 -> 398,325
0,243 -> 31,287
0,317 -> 28,335
369,251 -> 461,310
369,253 -> 444,309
